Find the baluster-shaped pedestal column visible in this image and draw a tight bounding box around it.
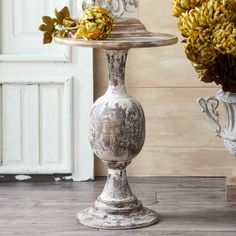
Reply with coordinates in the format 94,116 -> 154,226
77,49 -> 159,229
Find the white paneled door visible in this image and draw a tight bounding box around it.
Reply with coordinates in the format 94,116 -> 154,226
0,0 -> 94,180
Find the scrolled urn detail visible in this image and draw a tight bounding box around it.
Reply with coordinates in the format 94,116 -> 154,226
198,90 -> 236,156
78,0 -> 139,18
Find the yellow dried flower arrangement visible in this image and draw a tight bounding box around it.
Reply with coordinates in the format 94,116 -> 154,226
172,0 -> 236,92
39,6 -> 113,44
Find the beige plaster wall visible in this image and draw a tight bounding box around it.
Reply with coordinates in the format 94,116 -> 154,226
94,0 -> 236,176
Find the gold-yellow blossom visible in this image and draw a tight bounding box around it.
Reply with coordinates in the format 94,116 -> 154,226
213,22 -> 236,56
178,9 -> 202,37
185,29 -> 218,64
172,0 -> 206,17
172,0 -> 236,92
198,0 -> 236,26
76,6 -> 113,40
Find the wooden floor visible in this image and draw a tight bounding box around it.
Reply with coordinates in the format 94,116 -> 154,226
1,177 -> 236,236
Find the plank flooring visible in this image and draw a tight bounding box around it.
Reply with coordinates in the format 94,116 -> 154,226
0,177 -> 236,236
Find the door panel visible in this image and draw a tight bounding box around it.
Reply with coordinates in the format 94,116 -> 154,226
23,85 -> 40,166
1,81 -> 72,173
1,0 -> 71,62
40,85 -> 63,165
0,0 -> 94,180
2,85 -> 23,164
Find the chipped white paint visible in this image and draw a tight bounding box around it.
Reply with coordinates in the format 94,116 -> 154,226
64,176 -> 73,180
54,176 -> 73,182
15,175 -> 31,181
54,177 -> 61,182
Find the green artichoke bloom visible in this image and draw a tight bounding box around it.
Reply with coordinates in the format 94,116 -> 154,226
76,6 -> 113,40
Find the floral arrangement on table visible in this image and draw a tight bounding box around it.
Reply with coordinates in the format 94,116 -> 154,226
172,0 -> 236,92
39,6 -> 113,44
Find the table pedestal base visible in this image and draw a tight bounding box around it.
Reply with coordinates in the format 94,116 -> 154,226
77,207 -> 159,230
77,163 -> 159,229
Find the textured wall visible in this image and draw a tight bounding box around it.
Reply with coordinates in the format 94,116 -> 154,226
94,0 -> 236,176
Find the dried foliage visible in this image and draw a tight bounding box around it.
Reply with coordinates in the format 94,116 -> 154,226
39,6 -> 113,44
172,0 -> 236,92
39,7 -> 77,44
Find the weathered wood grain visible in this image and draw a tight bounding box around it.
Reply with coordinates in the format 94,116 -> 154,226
55,32 -> 177,50
95,147 -> 235,177
0,178 -> 236,236
94,47 -> 206,88
95,87 -> 225,147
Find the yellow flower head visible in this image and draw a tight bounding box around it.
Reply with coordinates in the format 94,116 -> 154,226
198,0 -> 236,26
172,0 -> 206,17
178,8 -> 202,37
213,22 -> 236,56
173,0 -> 236,92
76,6 -> 113,40
185,29 -> 218,65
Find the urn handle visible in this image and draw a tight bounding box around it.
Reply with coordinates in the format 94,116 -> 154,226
197,97 -> 222,138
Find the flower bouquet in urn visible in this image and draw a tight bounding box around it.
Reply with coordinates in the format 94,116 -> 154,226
173,1 -> 236,197
172,0 -> 236,92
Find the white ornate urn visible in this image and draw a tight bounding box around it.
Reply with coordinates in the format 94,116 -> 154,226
198,91 -> 236,156
198,90 -> 236,202
77,0 -> 139,18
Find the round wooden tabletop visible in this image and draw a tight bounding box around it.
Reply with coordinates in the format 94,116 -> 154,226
54,33 -> 178,50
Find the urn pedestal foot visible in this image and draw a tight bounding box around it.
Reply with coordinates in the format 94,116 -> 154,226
77,207 -> 159,230
77,162 -> 159,229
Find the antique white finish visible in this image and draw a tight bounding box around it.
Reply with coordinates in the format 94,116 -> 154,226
80,48 -> 158,230
198,91 -> 236,202
77,0 -> 139,18
55,18 -> 177,229
198,91 -> 236,156
0,0 -> 94,180
198,97 -> 221,138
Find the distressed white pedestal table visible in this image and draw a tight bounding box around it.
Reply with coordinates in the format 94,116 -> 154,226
55,20 -> 177,229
